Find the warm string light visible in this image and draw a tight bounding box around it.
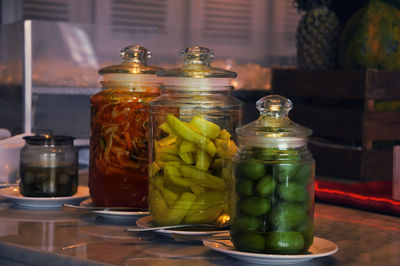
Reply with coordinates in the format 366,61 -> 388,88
315,181 -> 400,206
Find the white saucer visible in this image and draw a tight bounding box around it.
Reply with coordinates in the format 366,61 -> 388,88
203,236 -> 338,265
93,209 -> 150,224
64,198 -> 150,224
0,186 -> 90,209
0,182 -> 18,188
136,215 -> 229,239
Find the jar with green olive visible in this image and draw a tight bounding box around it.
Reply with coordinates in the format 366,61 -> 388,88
19,135 -> 78,197
231,95 -> 315,254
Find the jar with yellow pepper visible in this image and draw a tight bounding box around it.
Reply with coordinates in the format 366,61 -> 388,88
148,46 -> 243,226
89,45 -> 162,208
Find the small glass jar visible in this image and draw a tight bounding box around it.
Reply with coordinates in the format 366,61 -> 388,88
148,46 -> 243,226
89,45 -> 162,208
230,95 -> 315,254
19,135 -> 78,197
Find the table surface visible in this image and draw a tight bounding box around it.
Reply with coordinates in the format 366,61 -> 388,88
0,182 -> 399,265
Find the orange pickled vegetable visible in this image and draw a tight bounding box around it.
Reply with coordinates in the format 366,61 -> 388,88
89,88 -> 159,208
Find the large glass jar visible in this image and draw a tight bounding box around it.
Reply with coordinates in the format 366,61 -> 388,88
148,46 -> 243,226
19,135 -> 78,197
230,95 -> 315,254
89,45 -> 162,208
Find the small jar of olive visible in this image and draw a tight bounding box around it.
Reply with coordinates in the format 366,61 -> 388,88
231,95 -> 315,254
19,135 -> 78,197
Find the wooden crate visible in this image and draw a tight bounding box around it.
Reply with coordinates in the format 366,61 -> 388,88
271,68 -> 400,181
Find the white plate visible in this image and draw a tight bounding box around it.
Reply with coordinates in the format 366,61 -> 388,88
136,215 -> 229,238
93,209 -> 150,224
0,182 -> 18,188
63,198 -> 150,224
0,186 -> 90,209
203,236 -> 338,265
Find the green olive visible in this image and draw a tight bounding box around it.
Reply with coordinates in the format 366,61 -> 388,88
232,214 -> 260,231
301,226 -> 314,250
292,164 -> 313,184
236,178 -> 254,198
239,196 -> 271,217
304,196 -> 313,211
40,180 -> 51,193
57,172 -> 70,185
277,182 -> 307,202
238,161 -> 266,181
276,152 -> 301,161
255,175 -> 276,198
273,164 -> 299,183
296,216 -> 313,232
232,232 -> 265,252
253,147 -> 277,160
265,232 -> 305,254
21,171 -> 35,185
35,172 -> 49,183
258,214 -> 270,232
296,216 -> 314,251
268,202 -> 306,231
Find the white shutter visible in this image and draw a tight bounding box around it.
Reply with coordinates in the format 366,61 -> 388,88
201,0 -> 252,44
4,0 -> 299,65
21,0 -> 70,21
110,0 -> 167,34
94,0 -> 185,62
19,0 -> 92,23
268,0 -> 300,65
188,0 -> 268,62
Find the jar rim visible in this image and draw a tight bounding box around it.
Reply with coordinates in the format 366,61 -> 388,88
23,135 -> 75,146
238,136 -> 308,148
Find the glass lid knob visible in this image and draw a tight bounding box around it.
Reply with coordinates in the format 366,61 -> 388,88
120,45 -> 151,64
180,46 -> 214,66
256,95 -> 293,117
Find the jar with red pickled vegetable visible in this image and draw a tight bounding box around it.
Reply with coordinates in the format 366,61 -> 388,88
89,45 -> 162,208
148,46 -> 243,226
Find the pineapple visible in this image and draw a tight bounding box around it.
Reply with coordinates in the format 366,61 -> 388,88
294,0 -> 341,70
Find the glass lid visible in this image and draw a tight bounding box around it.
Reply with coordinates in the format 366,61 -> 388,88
98,45 -> 162,75
236,95 -> 312,148
157,46 -> 236,78
24,135 -> 75,146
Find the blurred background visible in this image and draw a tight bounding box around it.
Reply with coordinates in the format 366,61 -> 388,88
1,0 -> 398,182
0,0 -> 300,140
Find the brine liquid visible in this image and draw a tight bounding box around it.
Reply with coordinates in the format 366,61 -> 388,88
148,111 -> 240,226
231,147 -> 315,254
19,165 -> 78,197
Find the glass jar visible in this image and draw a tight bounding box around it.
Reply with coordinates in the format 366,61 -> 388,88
19,135 -> 78,197
148,46 -> 243,226
89,45 -> 162,208
230,95 -> 315,254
